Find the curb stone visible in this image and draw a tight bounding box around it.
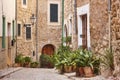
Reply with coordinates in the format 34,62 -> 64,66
0,67 -> 22,79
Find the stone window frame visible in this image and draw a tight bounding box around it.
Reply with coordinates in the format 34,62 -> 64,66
21,0 -> 27,8
25,24 -> 33,42
47,0 -> 60,25
17,21 -> 22,39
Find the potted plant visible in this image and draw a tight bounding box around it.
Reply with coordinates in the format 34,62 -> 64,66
74,49 -> 85,77
15,54 -> 25,67
81,50 -> 94,77
24,56 -> 31,67
63,57 -> 73,73
30,62 -> 39,68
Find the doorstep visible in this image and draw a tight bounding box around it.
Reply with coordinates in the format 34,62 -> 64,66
64,72 -> 106,80
0,67 -> 22,78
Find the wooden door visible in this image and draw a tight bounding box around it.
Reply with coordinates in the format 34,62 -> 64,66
82,14 -> 87,49
41,44 -> 54,68
42,45 -> 54,55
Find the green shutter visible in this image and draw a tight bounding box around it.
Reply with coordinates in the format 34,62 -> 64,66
12,20 -> 15,39
2,17 -> 6,48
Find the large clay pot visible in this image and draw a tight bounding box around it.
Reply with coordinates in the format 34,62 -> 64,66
79,67 -> 84,77
76,67 -> 80,77
64,65 -> 72,73
83,67 -> 93,77
72,65 -> 77,72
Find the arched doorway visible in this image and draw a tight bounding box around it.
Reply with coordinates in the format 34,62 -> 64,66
42,44 -> 55,55
40,44 -> 55,68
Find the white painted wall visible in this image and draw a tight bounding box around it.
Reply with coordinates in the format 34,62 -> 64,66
0,0 -> 15,36
0,0 -> 3,36
77,4 -> 91,48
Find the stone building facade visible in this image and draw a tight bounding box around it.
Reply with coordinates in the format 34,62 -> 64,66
64,0 -> 78,50
111,0 -> 120,76
17,0 -> 36,60
0,0 -> 16,69
17,0 -> 62,61
38,0 -> 62,54
64,0 -> 120,76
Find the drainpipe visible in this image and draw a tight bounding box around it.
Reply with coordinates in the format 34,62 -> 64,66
62,0 -> 64,46
108,0 -> 112,52
36,0 -> 39,61
15,0 -> 18,56
74,0 -> 77,34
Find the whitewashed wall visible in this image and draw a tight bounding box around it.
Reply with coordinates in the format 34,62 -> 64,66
0,0 -> 15,36
0,0 -> 3,36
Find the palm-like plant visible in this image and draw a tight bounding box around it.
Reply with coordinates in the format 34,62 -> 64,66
101,49 -> 114,71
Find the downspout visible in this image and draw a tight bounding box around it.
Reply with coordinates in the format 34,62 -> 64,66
74,0 -> 77,34
36,0 -> 39,61
108,0 -> 112,52
15,0 -> 18,56
62,0 -> 64,46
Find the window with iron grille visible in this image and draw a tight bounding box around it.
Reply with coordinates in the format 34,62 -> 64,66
17,24 -> 21,37
50,4 -> 58,22
23,0 -> 26,5
26,27 -> 31,40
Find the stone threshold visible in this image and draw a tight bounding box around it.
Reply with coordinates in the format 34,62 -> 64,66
0,67 -> 22,79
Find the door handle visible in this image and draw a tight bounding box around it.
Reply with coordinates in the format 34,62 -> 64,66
80,34 -> 85,38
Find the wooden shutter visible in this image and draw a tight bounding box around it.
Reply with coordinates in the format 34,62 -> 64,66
17,24 -> 21,36
2,17 -> 6,48
26,27 -> 31,40
50,4 -> 58,22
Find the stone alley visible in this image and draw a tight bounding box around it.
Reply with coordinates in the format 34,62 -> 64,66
0,68 -> 71,80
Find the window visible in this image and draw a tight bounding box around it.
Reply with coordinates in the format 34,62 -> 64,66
12,20 -> 15,39
26,27 -> 31,40
48,1 -> 60,25
23,0 -> 26,5
17,24 -> 21,37
2,17 -> 6,48
50,4 -> 58,22
22,0 -> 27,8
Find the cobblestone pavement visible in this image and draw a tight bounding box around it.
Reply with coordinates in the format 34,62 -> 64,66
0,68 -> 71,80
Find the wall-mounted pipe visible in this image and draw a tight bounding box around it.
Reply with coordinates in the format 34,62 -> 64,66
108,0 -> 112,52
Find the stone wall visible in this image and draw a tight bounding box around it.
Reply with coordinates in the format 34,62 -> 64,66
77,0 -> 89,7
64,0 -> 78,50
111,0 -> 120,76
38,0 -> 62,53
90,0 -> 109,54
0,37 -> 7,69
0,50 -> 7,69
17,0 -> 36,59
17,0 -> 62,58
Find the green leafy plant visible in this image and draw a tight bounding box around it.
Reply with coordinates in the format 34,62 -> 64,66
30,62 -> 39,68
23,56 -> 31,67
15,54 -> 25,66
40,54 -> 54,68
101,49 -> 114,71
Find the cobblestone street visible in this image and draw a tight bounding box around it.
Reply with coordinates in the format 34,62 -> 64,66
0,68 -> 71,80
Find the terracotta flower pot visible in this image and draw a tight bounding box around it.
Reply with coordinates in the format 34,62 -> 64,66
64,65 -> 72,73
83,67 -> 93,77
79,67 -> 84,77
72,65 -> 77,72
76,67 -> 80,77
